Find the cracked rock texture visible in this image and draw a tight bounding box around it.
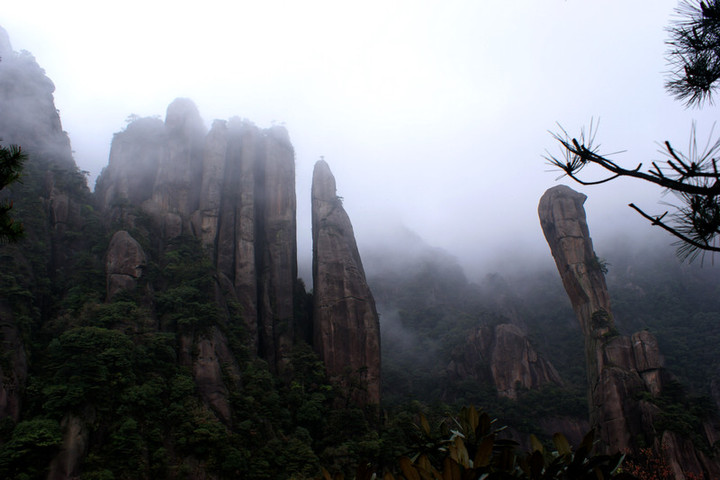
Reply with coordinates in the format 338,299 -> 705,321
447,323 -> 562,400
539,185 -> 720,478
311,160 -> 381,405
539,185 -> 651,450
96,102 -> 297,373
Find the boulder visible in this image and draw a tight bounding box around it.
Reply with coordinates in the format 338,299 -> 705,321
448,324 -> 562,400
105,230 -> 146,300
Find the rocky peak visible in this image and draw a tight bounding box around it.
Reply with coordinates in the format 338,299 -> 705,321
539,185 -> 720,478
95,116 -> 165,212
539,185 -> 640,449
312,160 -> 381,405
96,103 -> 299,373
0,29 -> 73,169
447,323 -> 562,400
538,185 -> 612,341
165,97 -> 205,137
149,98 -> 206,224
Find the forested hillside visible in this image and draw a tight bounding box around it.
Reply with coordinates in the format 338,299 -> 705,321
2,24 -> 720,480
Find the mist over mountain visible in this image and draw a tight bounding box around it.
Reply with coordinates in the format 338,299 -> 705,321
2,17 -> 720,480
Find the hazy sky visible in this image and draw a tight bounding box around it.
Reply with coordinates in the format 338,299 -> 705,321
3,1 -> 717,279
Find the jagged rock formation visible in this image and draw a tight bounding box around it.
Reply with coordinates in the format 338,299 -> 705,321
0,29 -> 74,170
538,186 -> 655,447
149,98 -> 206,220
96,104 -> 297,372
539,185 -> 720,478
447,323 -> 563,399
311,160 -> 381,405
95,117 -> 166,213
0,26 -> 86,426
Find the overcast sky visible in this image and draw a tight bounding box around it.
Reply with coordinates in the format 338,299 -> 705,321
3,1 -> 717,279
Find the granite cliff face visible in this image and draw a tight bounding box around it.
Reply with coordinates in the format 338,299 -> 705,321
447,323 -> 562,400
538,186 -> 658,445
0,31 -> 385,472
96,103 -> 297,373
0,28 -> 87,424
0,32 -> 74,171
539,185 -> 720,478
105,230 -> 147,300
311,160 -> 381,405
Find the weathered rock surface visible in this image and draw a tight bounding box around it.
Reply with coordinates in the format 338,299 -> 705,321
95,117 -> 165,212
96,104 -> 299,373
0,302 -> 26,422
0,27 -> 87,426
105,230 -> 147,300
47,415 -> 88,480
539,185 -> 636,448
149,98 -> 206,224
191,327 -> 241,424
447,323 -> 562,399
661,430 -> 720,480
491,323 -> 563,398
0,27 -> 74,170
312,160 -> 381,405
539,185 -> 720,478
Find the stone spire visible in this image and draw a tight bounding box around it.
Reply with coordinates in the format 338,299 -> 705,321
311,160 -> 381,405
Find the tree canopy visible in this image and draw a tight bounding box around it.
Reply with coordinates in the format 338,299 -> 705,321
0,142 -> 26,243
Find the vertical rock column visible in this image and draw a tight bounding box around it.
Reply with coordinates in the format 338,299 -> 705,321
151,98 -> 206,236
311,160 -> 381,405
256,126 -> 297,373
539,185 -> 720,478
538,185 -> 639,451
200,119 -> 261,352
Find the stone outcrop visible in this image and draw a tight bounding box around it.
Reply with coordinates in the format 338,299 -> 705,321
0,25 -> 87,426
0,25 -> 386,478
255,125 -> 297,372
538,185 -> 656,450
105,230 -> 147,300
96,104 -> 298,373
539,185 -> 720,477
149,98 -> 206,222
95,117 -> 166,212
190,327 -> 241,425
0,26 -> 74,170
447,323 -> 563,399
47,415 -> 88,480
311,160 -> 381,405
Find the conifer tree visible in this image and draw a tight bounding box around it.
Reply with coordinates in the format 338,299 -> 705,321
548,0 -> 720,261
0,143 -> 26,243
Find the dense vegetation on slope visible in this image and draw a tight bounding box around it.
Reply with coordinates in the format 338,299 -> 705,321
366,233 -> 720,454
0,157 -> 394,479
3,135 -> 719,480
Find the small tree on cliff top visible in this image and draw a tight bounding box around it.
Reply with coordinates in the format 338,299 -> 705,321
547,0 -> 720,261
